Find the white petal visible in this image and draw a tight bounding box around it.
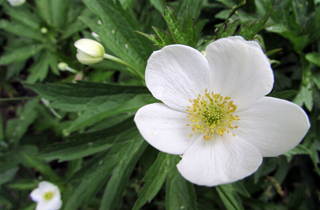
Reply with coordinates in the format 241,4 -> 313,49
206,36 -> 274,110
74,38 -> 104,57
146,45 -> 210,112
76,51 -> 103,65
30,188 -> 44,202
233,96 -> 310,157
177,133 -> 262,186
134,103 -> 198,155
36,199 -> 62,210
38,181 -> 59,192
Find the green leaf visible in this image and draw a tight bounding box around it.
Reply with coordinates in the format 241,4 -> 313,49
5,98 -> 39,144
60,8 -> 91,40
27,51 -> 51,83
24,81 -> 151,111
216,20 -> 240,39
38,118 -> 136,162
34,0 -> 53,25
0,20 -> 43,41
166,156 -> 197,210
150,0 -> 165,14
284,144 -> 312,162
216,184 -> 244,210
50,0 -> 69,28
306,52 -> 320,67
100,135 -> 147,210
237,8 -> 273,40
20,149 -> 61,182
81,0 -> 152,73
0,167 -> 18,185
0,44 -> 45,65
293,83 -> 313,111
63,151 -> 119,210
268,90 -> 298,100
163,6 -> 195,47
176,0 -> 203,21
133,152 -> 175,210
65,94 -> 155,133
25,81 -> 156,132
4,5 -> 41,29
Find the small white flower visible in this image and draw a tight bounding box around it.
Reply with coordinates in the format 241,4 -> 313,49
7,0 -> 25,6
134,36 -> 310,186
74,38 -> 104,65
30,181 -> 62,210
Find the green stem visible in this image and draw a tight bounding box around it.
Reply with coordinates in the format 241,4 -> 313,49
103,53 -> 145,81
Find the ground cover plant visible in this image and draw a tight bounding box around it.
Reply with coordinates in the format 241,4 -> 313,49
0,0 -> 319,209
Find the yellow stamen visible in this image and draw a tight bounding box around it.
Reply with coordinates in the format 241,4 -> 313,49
187,90 -> 239,140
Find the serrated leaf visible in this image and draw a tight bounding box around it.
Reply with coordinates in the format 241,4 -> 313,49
100,135 -> 147,210
216,184 -> 244,210
38,118 -> 136,162
166,156 -> 197,210
81,0 -> 152,73
0,44 -> 45,65
152,27 -> 175,46
237,8 -> 273,40
133,152 -> 175,210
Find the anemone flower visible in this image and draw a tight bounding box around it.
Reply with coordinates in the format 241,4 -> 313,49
30,181 -> 62,210
134,36 -> 310,186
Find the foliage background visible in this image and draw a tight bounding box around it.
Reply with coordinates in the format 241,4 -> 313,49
0,0 -> 319,209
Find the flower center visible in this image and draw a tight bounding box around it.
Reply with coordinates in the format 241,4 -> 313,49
186,89 -> 240,140
43,191 -> 54,201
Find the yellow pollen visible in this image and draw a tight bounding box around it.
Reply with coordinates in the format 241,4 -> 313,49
43,191 -> 54,201
186,90 -> 239,140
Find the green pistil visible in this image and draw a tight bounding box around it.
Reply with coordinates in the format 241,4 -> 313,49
43,192 -> 54,201
203,106 -> 223,125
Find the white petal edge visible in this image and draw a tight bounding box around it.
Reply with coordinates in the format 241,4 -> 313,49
134,103 -> 199,155
233,96 -> 310,157
206,36 -> 274,110
177,133 -> 262,186
30,188 -> 43,202
74,38 -> 104,57
146,44 -> 210,112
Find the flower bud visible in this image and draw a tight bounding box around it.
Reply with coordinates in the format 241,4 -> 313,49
7,0 -> 25,6
74,38 -> 105,65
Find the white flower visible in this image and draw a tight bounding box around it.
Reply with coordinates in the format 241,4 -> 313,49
7,0 -> 25,6
74,38 -> 104,65
134,36 -> 310,186
30,181 -> 62,210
